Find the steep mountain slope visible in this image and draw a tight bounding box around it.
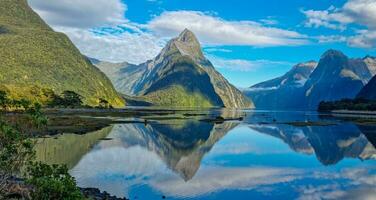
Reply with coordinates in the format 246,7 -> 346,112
247,50 -> 376,110
245,61 -> 317,110
357,56 -> 376,100
304,50 -> 375,109
0,0 -> 124,107
96,29 -> 253,108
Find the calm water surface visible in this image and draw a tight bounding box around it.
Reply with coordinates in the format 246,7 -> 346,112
35,110 -> 376,200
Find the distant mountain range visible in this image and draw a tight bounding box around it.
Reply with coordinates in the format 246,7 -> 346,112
246,112 -> 376,165
246,50 -> 376,110
95,29 -> 253,108
0,0 -> 124,107
245,61 -> 317,110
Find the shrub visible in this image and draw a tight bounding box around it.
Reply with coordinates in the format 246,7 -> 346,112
0,119 -> 34,195
26,162 -> 84,200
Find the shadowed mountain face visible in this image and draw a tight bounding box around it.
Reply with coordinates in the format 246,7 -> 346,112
247,50 -> 376,110
245,61 -> 317,110
0,0 -> 124,107
304,50 -> 375,109
248,117 -> 376,165
357,56 -> 376,100
95,29 -> 253,108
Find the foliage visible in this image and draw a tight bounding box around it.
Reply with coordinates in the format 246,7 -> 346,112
26,103 -> 48,128
0,90 -> 32,111
145,85 -> 215,107
0,95 -> 84,199
48,91 -> 84,108
0,119 -> 34,194
97,98 -> 113,109
0,99 -> 48,197
26,162 -> 84,200
318,98 -> 376,111
0,0 -> 124,107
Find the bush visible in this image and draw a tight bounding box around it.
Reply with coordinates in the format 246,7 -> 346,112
26,162 -> 84,200
0,101 -> 84,199
0,119 -> 34,195
48,91 -> 84,108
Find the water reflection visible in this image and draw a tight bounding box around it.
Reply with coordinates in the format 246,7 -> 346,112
34,111 -> 376,199
249,123 -> 376,165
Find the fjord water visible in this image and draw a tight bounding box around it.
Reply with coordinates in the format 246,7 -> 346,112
34,111 -> 376,200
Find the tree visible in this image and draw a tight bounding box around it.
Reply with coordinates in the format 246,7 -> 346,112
48,91 -> 84,108
98,98 -> 112,109
0,91 -> 9,111
61,91 -> 83,108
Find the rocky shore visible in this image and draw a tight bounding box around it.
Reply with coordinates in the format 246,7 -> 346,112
3,178 -> 128,200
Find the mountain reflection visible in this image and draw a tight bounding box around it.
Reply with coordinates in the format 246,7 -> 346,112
33,111 -> 376,199
93,119 -> 238,181
247,112 -> 376,165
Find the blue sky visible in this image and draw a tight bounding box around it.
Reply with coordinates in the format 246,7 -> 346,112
29,0 -> 376,87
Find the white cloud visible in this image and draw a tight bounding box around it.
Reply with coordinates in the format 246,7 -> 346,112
148,11 -> 309,47
204,47 -> 233,53
348,30 -> 376,48
27,1 -> 310,63
302,6 -> 352,31
28,1 -> 164,63
317,35 -> 348,43
56,26 -> 164,64
28,0 -> 127,28
343,0 -> 376,29
207,55 -> 293,72
152,166 -> 301,198
302,0 -> 376,48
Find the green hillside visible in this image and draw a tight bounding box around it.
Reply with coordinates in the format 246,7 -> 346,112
0,0 -> 124,107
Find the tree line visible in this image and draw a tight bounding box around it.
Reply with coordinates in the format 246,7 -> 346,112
0,90 -> 113,111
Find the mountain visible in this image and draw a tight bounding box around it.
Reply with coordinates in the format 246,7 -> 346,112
304,50 -> 376,109
245,61 -> 317,109
248,123 -> 376,165
246,50 -> 376,110
0,0 -> 124,107
96,119 -> 239,181
357,56 -> 376,100
96,29 -> 253,108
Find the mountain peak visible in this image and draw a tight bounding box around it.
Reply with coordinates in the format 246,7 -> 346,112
177,28 -> 198,43
172,29 -> 205,61
364,55 -> 376,60
321,49 -> 347,59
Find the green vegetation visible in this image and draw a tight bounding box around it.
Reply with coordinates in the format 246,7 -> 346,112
0,117 -> 34,195
145,85 -> 215,107
0,89 -> 114,109
0,96 -> 85,199
48,91 -> 84,108
26,162 -> 84,200
318,98 -> 376,111
0,0 -> 124,107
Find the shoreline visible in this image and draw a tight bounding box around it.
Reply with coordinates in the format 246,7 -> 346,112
330,110 -> 376,118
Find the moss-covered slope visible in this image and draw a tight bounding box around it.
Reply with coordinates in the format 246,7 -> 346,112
0,0 -> 124,107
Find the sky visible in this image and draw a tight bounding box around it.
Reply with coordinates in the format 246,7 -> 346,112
28,0 -> 376,88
